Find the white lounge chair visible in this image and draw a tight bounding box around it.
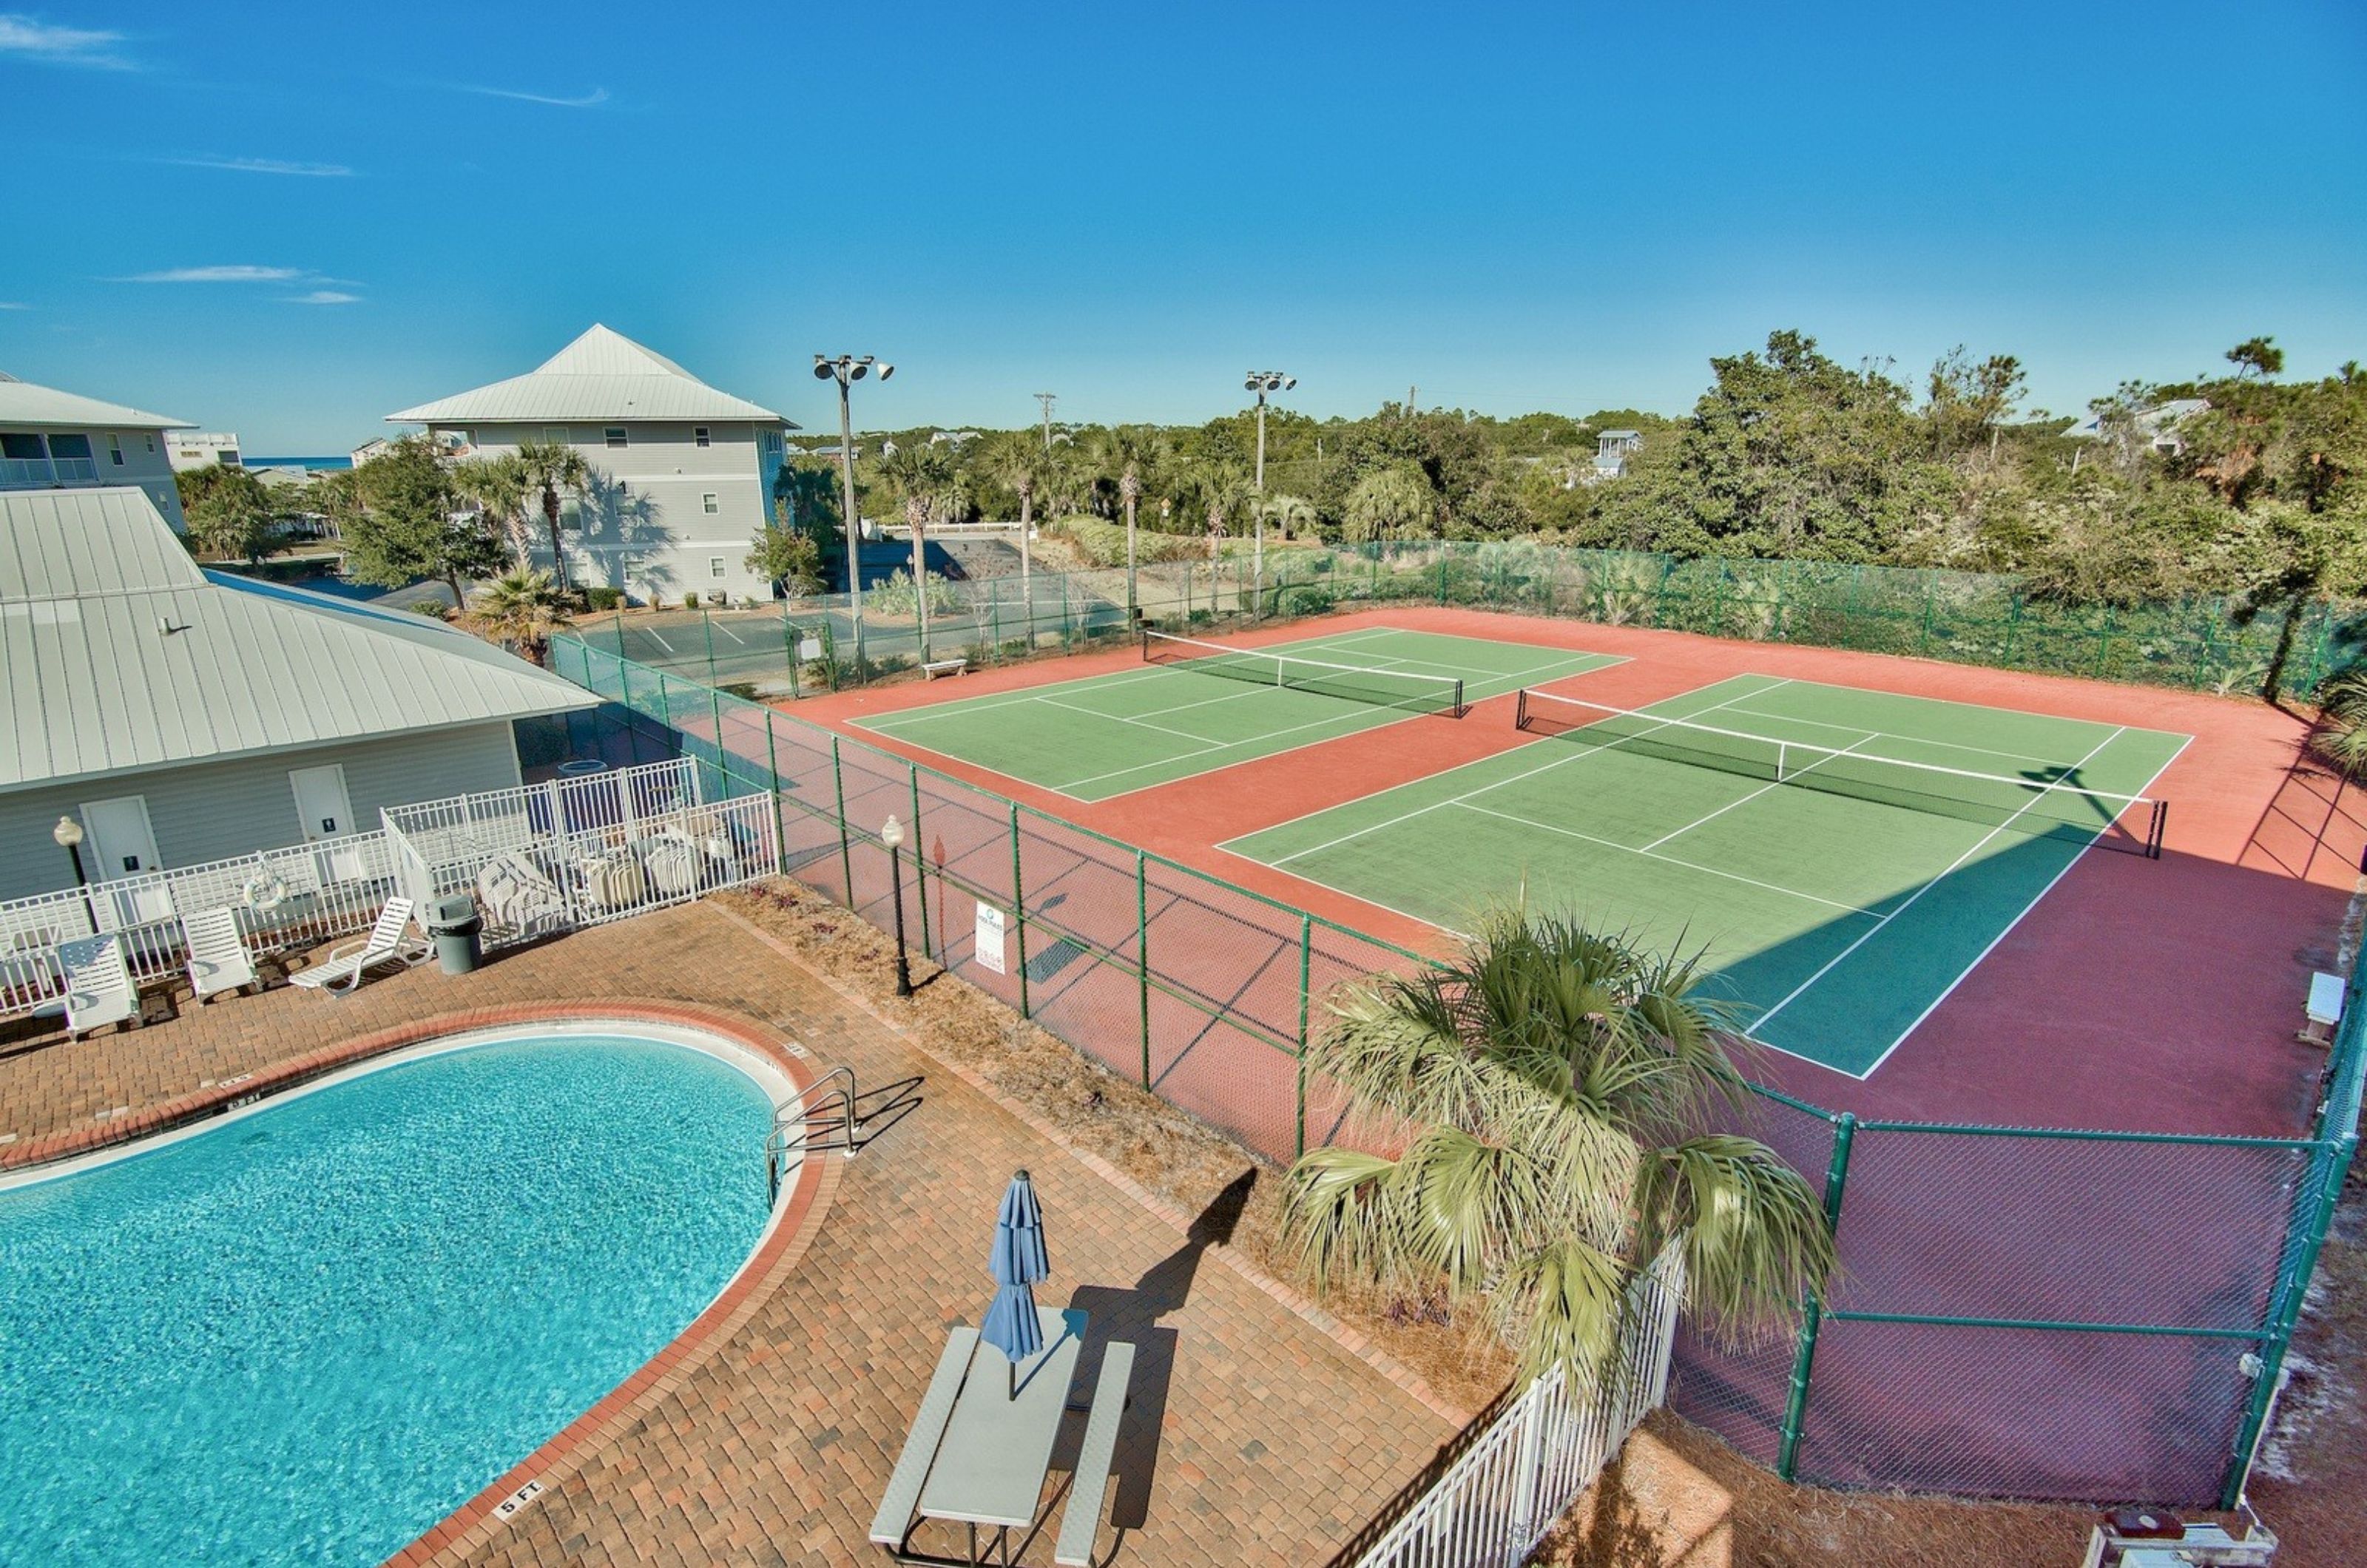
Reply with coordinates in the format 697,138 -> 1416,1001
290,899 -> 429,996
59,933 -> 138,1038
181,907 -> 259,1003
476,851 -> 568,939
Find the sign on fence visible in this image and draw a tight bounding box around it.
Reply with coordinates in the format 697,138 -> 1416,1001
973,902 -> 1007,974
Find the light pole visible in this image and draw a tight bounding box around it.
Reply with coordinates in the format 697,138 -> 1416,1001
882,814 -> 913,998
52,815 -> 94,933
1034,392 -> 1057,454
814,354 -> 895,672
1245,371 -> 1296,493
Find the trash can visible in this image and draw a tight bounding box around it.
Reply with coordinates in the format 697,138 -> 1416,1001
425,893 -> 484,976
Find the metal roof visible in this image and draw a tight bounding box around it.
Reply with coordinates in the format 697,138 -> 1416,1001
0,487 -> 595,794
385,323 -> 794,426
0,371 -> 192,431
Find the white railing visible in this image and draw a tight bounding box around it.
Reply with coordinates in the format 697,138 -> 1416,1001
382,757 -> 779,949
0,757 -> 780,1020
0,831 -> 402,1017
1351,1253 -> 1684,1568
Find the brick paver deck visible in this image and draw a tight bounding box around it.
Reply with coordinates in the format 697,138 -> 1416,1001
0,902 -> 1454,1567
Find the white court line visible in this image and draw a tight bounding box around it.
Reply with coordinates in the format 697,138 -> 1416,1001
1033,693 -> 1223,746
1745,724 -> 2128,1039
1052,689 -> 1444,794
1453,802 -> 1885,917
858,664 -> 1183,727
1638,732 -> 1880,854
1246,678 -> 1794,866
643,628 -> 677,655
712,621 -> 751,646
1834,730 -> 2195,1081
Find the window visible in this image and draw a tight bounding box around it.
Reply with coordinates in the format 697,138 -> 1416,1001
702,492 -> 719,514
604,427 -> 627,449
709,556 -> 727,579
108,435 -> 124,466
694,426 -> 711,448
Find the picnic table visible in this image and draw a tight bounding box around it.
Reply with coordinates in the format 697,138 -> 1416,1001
871,1306 -> 1133,1566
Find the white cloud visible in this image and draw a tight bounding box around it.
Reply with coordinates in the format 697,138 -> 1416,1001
117,265 -> 306,283
0,13 -> 132,68
288,290 -> 360,305
456,83 -> 608,109
0,300 -> 29,310
161,155 -> 354,178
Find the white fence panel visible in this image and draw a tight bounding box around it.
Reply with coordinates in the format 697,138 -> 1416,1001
0,832 -> 399,1018
1352,1253 -> 1684,1568
1,758 -> 774,1021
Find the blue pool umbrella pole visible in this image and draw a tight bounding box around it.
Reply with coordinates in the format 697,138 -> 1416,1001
979,1169 -> 1051,1399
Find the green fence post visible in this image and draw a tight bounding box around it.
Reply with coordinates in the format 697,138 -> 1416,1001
1777,1111 -> 1857,1480
780,604 -> 800,700
702,609 -> 717,683
1296,913 -> 1313,1160
1136,851 -> 1152,1089
1009,802 -> 1030,1018
1919,583 -> 1937,656
1437,553 -> 1448,604
709,686 -> 726,784
909,764 -> 931,960
829,734 -> 854,908
990,578 -> 1002,661
2222,1132 -> 2354,1507
612,607 -> 627,658
763,717 -> 789,873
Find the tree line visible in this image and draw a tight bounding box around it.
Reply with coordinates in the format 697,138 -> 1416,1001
769,330 -> 2364,621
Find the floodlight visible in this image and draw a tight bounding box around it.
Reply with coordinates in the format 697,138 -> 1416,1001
877,363 -> 895,381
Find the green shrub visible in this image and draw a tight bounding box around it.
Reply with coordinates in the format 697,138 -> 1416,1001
1278,584 -> 1336,617
584,586 -> 623,612
682,591 -> 700,609
1045,515 -> 1218,568
867,568 -> 966,616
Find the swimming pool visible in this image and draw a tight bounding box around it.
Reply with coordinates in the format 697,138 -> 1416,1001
0,1021 -> 791,1567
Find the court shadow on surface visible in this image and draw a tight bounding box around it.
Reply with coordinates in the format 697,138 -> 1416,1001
1061,1168 -> 1257,1533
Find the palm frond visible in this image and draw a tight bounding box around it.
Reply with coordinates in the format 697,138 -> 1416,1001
1634,1134 -> 1835,1344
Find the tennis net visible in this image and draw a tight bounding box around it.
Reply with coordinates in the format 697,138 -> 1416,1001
1142,630 -> 1466,717
1514,689 -> 2168,856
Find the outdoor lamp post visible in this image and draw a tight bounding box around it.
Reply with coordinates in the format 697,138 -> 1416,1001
813,354 -> 895,672
1245,371 -> 1296,493
882,814 -> 913,998
52,815 -> 87,888
53,815 -> 95,933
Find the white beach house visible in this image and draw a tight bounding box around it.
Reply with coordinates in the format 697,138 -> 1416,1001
0,371 -> 191,530
387,325 -> 797,607
0,486 -> 595,902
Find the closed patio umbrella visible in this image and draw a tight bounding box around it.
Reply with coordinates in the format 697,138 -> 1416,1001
979,1169 -> 1050,1398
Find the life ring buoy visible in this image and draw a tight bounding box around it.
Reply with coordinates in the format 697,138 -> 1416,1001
242,871 -> 288,911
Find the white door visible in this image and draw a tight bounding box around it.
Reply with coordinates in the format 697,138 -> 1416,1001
79,795 -> 172,925
289,764 -> 367,882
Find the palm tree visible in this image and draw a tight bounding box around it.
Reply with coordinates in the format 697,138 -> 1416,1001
993,436 -> 1044,642
452,454 -> 533,569
1283,908 -> 1835,1388
1095,427 -> 1166,621
513,441 -> 590,592
466,568 -> 575,666
902,492 -> 933,663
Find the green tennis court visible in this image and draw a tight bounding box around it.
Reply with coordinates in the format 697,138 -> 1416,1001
851,626 -> 1621,800
1222,673 -> 2190,1077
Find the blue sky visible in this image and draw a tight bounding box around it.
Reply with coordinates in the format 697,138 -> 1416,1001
3,1 -> 2363,451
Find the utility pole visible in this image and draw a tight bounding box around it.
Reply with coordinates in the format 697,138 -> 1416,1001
813,354 -> 895,670
1034,392 -> 1057,454
1407,385 -> 1417,420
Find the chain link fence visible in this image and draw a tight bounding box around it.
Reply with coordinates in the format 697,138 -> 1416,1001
548,634 -> 2366,1510
581,538 -> 2364,703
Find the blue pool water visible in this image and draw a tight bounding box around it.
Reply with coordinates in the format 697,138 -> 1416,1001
0,1032 -> 776,1567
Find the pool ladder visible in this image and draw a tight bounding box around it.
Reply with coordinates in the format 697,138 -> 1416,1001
766,1066 -> 859,1205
